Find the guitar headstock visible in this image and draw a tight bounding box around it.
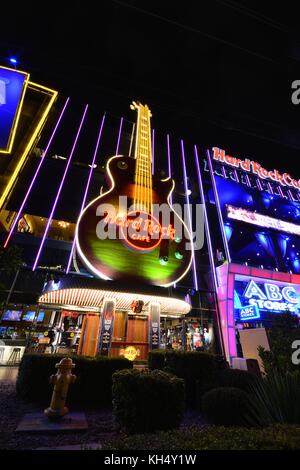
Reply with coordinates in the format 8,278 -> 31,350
130,100 -> 152,117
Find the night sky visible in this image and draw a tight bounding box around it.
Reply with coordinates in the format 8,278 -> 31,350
1,0 -> 300,177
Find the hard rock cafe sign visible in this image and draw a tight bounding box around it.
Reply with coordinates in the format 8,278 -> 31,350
120,346 -> 140,361
213,147 -> 300,190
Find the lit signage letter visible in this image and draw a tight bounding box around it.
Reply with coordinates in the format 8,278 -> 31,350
241,159 -> 250,172
244,280 -> 267,300
212,147 -> 225,162
225,154 -> 236,166
265,283 -> 282,301
283,173 -> 293,187
251,161 -> 261,175
260,168 -> 269,179
282,286 -> 298,304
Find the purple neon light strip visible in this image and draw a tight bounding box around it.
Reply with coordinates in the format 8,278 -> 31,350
152,128 -> 155,175
66,112 -> 106,273
257,178 -> 263,191
115,117 -> 123,155
206,149 -> 231,263
287,189 -> 296,202
267,182 -> 274,194
180,139 -> 198,291
166,134 -> 172,178
194,145 -> 218,291
166,134 -> 175,287
278,185 -> 285,198
32,104 -> 89,271
245,174 -> 251,187
194,144 -> 226,356
166,134 -> 173,205
4,98 -> 70,249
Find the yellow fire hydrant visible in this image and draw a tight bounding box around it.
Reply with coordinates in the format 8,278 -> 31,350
44,357 -> 76,419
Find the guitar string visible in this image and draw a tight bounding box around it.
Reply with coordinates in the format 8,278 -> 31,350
134,103 -> 152,214
141,106 -> 145,212
133,103 -> 139,211
145,106 -> 149,213
142,105 -> 149,213
148,105 -> 153,214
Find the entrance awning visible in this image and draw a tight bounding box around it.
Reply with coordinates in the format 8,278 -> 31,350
38,275 -> 191,316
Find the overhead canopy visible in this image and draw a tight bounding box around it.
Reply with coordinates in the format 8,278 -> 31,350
38,275 -> 191,316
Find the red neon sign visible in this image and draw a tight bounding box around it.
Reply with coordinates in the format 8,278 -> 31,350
104,210 -> 175,251
212,147 -> 300,191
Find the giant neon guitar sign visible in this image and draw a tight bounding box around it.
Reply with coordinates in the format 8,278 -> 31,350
75,102 -> 193,286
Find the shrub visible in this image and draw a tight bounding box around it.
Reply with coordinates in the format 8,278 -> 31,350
148,350 -> 228,408
102,424 -> 300,450
249,370 -> 300,426
216,368 -> 259,393
112,368 -> 185,434
148,349 -> 167,370
258,313 -> 300,374
16,353 -> 132,407
201,387 -> 253,426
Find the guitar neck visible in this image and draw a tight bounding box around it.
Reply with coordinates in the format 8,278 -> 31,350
132,102 -> 153,212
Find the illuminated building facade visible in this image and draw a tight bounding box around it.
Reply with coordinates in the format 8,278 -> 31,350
0,67 -> 217,363
1,66 -> 299,365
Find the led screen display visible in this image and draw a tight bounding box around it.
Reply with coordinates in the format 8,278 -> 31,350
214,175 -> 300,273
0,67 -> 28,152
1,310 -> 22,321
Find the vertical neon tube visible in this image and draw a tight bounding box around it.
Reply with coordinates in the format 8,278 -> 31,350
267,182 -> 274,194
32,104 -> 89,271
166,134 -> 172,177
152,128 -> 155,175
166,134 -> 173,205
3,97 -> 70,248
194,145 -> 226,357
115,117 -> 123,155
194,145 -> 218,290
278,185 -> 285,198
128,122 -> 135,157
206,149 -> 231,263
257,178 -> 263,191
166,134 -> 176,288
66,112 -> 106,273
180,139 -> 198,291
233,169 -> 239,183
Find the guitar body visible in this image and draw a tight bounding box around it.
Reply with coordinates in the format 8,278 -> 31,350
76,155 -> 193,286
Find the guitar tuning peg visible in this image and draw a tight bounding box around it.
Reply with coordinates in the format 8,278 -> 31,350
130,101 -> 138,110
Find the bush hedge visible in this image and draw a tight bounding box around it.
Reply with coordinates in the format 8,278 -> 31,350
201,386 -> 253,426
148,349 -> 166,370
148,350 -> 228,408
215,368 -> 259,393
112,368 -> 185,434
102,424 -> 300,450
16,353 -> 132,407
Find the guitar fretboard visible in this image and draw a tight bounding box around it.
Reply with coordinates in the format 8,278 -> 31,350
132,102 -> 153,213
